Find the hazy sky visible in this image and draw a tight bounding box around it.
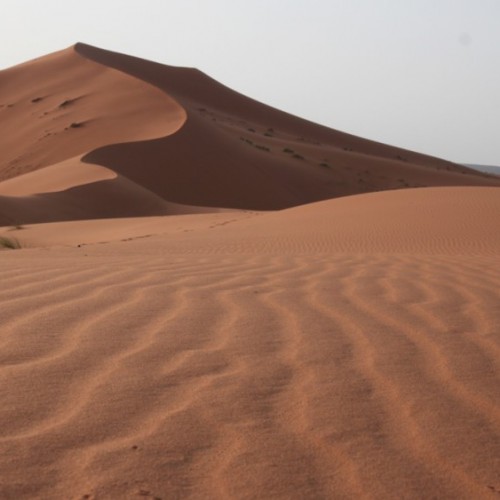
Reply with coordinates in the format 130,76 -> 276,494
1,0 -> 499,165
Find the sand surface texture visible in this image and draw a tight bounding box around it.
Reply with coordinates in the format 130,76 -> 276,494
1,44 -> 499,499
1,186 -> 500,499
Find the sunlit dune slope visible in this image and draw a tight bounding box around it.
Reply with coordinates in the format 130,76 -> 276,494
0,45 -> 185,180
4,186 -> 499,256
0,43 -> 499,224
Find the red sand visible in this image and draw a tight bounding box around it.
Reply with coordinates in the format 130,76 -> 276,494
0,43 -> 498,225
1,45 -> 499,499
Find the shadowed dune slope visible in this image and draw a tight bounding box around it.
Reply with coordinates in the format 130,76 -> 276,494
0,160 -> 228,226
75,43 -> 500,209
1,43 -> 499,224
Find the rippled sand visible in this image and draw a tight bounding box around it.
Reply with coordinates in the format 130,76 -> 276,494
1,187 -> 499,499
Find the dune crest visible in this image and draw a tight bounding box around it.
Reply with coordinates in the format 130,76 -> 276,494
0,157 -> 116,197
0,43 -> 499,224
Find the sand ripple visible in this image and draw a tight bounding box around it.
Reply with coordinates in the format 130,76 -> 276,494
1,251 -> 499,499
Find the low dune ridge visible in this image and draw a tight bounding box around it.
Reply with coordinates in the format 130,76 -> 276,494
1,43 -> 499,225
3,186 -> 499,255
1,185 -> 499,499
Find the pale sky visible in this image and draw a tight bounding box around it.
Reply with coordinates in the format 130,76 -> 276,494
1,0 -> 499,165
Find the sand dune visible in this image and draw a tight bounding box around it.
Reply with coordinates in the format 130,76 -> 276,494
0,45 -> 185,181
1,43 -> 499,225
1,186 -> 499,499
1,43 -> 499,499
3,186 -> 500,254
0,157 -> 116,196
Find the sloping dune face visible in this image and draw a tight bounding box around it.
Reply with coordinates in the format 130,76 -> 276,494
75,43 -> 500,210
0,46 -> 188,224
221,185 -> 500,255
0,46 -> 185,181
1,43 -> 500,225
1,186 -> 499,499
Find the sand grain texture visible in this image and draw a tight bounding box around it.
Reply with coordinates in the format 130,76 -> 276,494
1,186 -> 500,499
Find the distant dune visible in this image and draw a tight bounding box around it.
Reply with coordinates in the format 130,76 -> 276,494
465,164 -> 500,176
1,44 -> 499,500
1,43 -> 499,225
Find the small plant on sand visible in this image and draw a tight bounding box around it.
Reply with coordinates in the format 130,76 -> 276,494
255,145 -> 270,152
319,162 -> 330,168
292,153 -> 304,160
283,147 -> 294,153
0,236 -> 21,249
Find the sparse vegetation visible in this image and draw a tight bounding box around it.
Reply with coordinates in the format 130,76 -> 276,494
69,122 -> 84,129
283,148 -> 294,153
319,162 -> 330,168
255,145 -> 270,152
292,154 -> 304,160
247,128 -> 255,132
31,97 -> 43,103
0,236 -> 21,249
264,132 -> 273,137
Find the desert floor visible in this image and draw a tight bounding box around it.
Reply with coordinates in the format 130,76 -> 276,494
1,187 -> 499,499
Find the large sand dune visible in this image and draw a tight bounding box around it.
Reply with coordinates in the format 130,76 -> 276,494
1,43 -> 499,225
1,186 -> 499,499
1,44 -> 499,499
